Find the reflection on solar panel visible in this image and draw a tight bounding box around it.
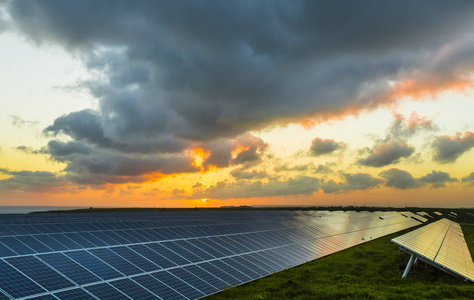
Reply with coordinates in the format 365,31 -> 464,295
0,210 -> 423,299
392,218 -> 474,282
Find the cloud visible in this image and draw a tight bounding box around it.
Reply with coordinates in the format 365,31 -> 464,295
201,133 -> 268,169
389,111 -> 437,139
0,168 -> 70,193
320,172 -> 382,194
44,140 -> 198,185
462,172 -> 474,185
379,168 -> 420,190
16,146 -> 46,155
310,138 -> 346,156
230,167 -> 269,180
5,1 -> 474,184
419,170 -> 458,188
431,131 -> 474,163
9,115 -> 39,128
358,140 -> 415,167
190,176 -> 320,199
314,163 -> 335,174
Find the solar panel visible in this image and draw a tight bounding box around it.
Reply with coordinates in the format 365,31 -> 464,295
0,210 -> 424,299
84,282 -> 129,300
392,218 -> 474,282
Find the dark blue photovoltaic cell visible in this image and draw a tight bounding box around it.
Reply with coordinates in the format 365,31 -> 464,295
0,260 -> 45,298
183,265 -> 230,290
230,256 -> 267,277
5,256 -> 74,291
134,229 -> 156,241
102,231 -> 130,244
38,253 -> 101,285
128,244 -> 176,269
85,283 -> 129,300
125,230 -> 149,242
146,243 -> 190,266
89,248 -> 143,275
202,238 -> 234,256
197,262 -> 241,287
0,226 -> 17,236
168,267 -> 219,294
0,292 -> 10,300
188,239 -> 224,258
152,271 -> 205,299
10,225 -> 29,235
90,231 -> 120,245
64,233 -> 95,248
174,240 -> 214,260
54,288 -> 95,299
110,246 -> 162,272
34,234 -> 69,251
0,242 -> 17,257
0,237 -> 35,254
49,233 -> 82,250
65,250 -> 122,280
133,274 -> 186,300
79,232 -> 108,247
161,241 -> 203,263
242,254 -> 273,274
15,235 -> 52,253
222,257 -> 260,279
109,278 -> 157,300
211,260 -> 252,283
116,230 -> 142,243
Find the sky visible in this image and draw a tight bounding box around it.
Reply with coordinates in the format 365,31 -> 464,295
0,0 -> 473,208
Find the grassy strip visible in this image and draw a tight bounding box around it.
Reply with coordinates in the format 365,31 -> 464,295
207,224 -> 474,300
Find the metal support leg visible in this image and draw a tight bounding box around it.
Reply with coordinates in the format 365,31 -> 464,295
402,254 -> 415,278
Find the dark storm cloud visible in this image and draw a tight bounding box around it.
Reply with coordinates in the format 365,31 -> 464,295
190,175 -> 320,199
358,140 -> 415,167
5,0 -> 474,183
44,140 -> 198,184
310,138 -> 345,156
379,168 -> 420,190
202,134 -> 268,169
419,170 -> 458,188
320,173 -> 382,194
0,168 -> 70,193
431,131 -> 474,163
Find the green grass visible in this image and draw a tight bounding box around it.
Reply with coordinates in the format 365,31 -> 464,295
207,223 -> 474,300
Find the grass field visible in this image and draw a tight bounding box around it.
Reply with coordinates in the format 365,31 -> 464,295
207,222 -> 474,300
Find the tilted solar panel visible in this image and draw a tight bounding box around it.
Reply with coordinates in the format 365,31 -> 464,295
392,218 -> 474,282
0,210 -> 423,299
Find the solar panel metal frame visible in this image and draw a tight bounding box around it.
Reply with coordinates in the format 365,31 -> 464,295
392,218 -> 474,282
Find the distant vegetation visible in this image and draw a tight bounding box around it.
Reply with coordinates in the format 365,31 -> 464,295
207,221 -> 474,299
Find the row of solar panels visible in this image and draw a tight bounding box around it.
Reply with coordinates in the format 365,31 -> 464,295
0,211 -> 425,299
392,218 -> 474,282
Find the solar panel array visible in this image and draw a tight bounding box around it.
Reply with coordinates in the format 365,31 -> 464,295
0,210 -> 424,299
392,218 -> 474,282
